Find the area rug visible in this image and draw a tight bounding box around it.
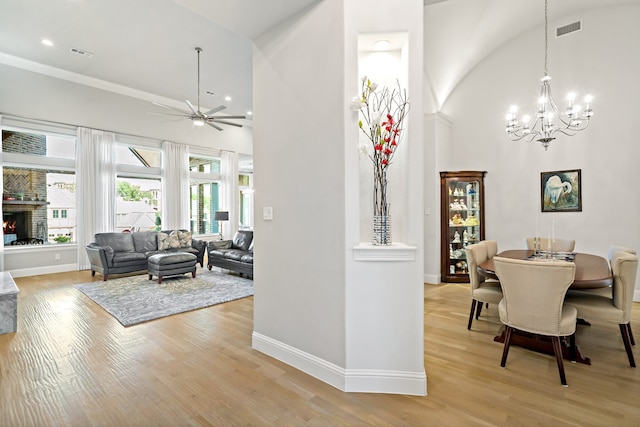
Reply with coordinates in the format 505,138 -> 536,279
75,270 -> 253,327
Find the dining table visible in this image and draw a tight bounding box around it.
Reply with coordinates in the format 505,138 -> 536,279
477,249 -> 613,290
476,249 -> 613,365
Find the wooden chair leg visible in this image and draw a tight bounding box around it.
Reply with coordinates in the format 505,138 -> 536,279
467,299 -> 478,330
628,323 -> 635,346
476,301 -> 484,319
551,336 -> 568,386
500,326 -> 513,368
619,323 -> 636,368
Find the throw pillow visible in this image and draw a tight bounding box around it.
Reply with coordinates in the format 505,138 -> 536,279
168,230 -> 181,248
178,230 -> 192,248
158,232 -> 170,250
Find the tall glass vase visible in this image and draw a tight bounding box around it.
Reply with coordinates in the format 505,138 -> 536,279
372,169 -> 391,245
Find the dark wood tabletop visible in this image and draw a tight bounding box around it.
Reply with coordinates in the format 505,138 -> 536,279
477,249 -> 612,290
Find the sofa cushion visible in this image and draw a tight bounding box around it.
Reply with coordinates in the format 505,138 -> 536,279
209,249 -> 232,258
112,251 -> 147,264
225,249 -> 249,261
132,231 -> 158,252
95,232 -> 135,253
240,253 -> 254,264
178,230 -> 192,248
232,230 -> 253,251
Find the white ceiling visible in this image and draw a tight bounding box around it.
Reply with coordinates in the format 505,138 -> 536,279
0,0 -> 636,121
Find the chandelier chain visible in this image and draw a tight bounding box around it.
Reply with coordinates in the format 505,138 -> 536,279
544,0 -> 548,76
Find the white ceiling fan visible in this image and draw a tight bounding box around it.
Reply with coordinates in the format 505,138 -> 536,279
149,47 -> 245,131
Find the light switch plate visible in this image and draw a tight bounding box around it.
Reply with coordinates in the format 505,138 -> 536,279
263,206 -> 273,220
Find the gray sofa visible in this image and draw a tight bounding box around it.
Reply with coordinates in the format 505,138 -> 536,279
207,230 -> 253,277
86,229 -> 206,280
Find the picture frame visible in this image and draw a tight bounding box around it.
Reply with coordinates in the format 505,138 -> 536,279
541,169 -> 582,212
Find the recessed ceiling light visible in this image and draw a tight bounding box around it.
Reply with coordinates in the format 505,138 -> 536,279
246,111 -> 253,116
225,96 -> 232,102
41,39 -> 54,47
373,39 -> 390,50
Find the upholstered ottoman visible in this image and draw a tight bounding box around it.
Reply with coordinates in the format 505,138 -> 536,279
148,252 -> 197,284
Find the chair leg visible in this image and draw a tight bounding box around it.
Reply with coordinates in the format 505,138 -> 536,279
619,323 -> 636,368
500,326 -> 513,368
628,323 -> 635,346
551,336 -> 568,386
467,299 -> 478,330
476,301 -> 484,319
569,333 -> 577,363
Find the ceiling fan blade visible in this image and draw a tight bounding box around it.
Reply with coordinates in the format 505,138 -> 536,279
162,118 -> 189,123
210,119 -> 243,128
209,115 -> 246,120
186,100 -> 199,115
205,121 -> 224,131
204,105 -> 226,115
147,111 -> 188,117
152,102 -> 189,114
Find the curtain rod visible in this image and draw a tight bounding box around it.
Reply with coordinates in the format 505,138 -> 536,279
0,111 -> 164,145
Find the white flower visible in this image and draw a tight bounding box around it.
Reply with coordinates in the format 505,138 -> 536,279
369,82 -> 378,92
371,110 -> 382,125
350,96 -> 363,112
358,142 -> 370,156
361,75 -> 368,83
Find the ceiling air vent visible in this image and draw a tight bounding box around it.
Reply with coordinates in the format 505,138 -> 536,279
556,21 -> 582,37
69,47 -> 94,58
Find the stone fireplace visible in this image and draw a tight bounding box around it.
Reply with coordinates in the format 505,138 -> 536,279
2,131 -> 49,245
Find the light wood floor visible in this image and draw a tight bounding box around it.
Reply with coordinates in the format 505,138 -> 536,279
1,269 -> 639,426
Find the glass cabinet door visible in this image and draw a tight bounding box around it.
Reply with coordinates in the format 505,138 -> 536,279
440,171 -> 486,283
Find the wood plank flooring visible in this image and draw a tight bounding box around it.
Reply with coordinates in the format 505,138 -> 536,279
1,269 -> 639,426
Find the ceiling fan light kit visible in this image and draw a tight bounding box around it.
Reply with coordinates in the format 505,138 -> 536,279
149,47 -> 245,131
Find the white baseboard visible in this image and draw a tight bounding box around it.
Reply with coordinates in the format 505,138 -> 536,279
8,263 -> 77,278
423,273 -> 440,285
252,331 -> 427,396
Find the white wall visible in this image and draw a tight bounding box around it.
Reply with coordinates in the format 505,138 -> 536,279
436,4 -> 640,296
253,0 -> 426,395
252,0 -> 347,369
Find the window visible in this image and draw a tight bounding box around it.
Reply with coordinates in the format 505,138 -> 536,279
239,174 -> 253,228
61,210 -> 67,218
2,130 -> 77,245
115,142 -> 162,232
189,156 -> 221,236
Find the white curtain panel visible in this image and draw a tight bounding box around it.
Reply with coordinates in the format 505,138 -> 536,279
221,151 -> 239,237
162,140 -> 189,230
76,127 -> 116,270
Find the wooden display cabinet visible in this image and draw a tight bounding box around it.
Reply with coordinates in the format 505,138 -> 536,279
440,171 -> 486,283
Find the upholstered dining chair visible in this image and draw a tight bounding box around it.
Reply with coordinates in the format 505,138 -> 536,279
484,239 -> 499,259
493,257 -> 577,386
464,241 -> 502,330
578,245 -> 637,299
526,237 -> 575,252
564,250 -> 638,367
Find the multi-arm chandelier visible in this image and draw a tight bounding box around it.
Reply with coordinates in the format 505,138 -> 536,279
505,0 -> 594,150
